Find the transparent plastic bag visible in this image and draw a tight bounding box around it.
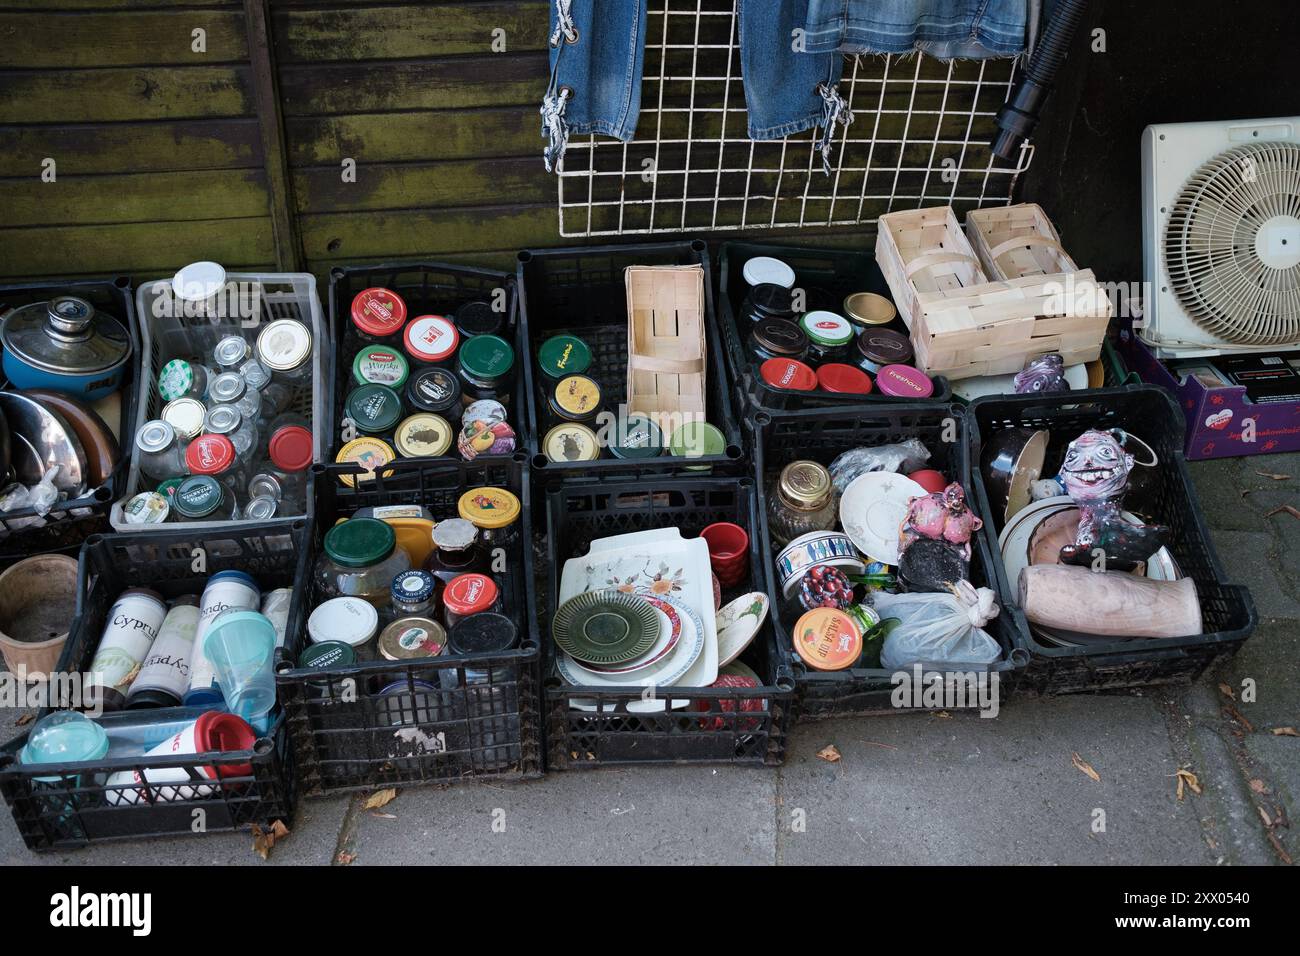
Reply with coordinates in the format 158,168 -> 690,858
829,440 -> 930,494
877,582 -> 1001,670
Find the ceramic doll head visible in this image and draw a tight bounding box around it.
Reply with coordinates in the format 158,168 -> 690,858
1058,429 -> 1133,503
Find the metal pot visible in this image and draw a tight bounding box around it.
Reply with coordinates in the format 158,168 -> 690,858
1,296 -> 131,400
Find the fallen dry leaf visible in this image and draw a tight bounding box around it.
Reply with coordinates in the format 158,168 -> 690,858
1265,505 -> 1300,520
1071,752 -> 1101,782
1218,682 -> 1236,701
1250,778 -> 1267,794
1225,704 -> 1255,733
336,850 -> 356,865
934,711 -> 952,719
1267,832 -> 1294,865
16,713 -> 34,726
251,819 -> 290,860
1255,471 -> 1291,481
1272,726 -> 1299,737
817,745 -> 842,763
363,788 -> 397,810
1175,768 -> 1202,801
1259,805 -> 1274,827
369,812 -> 397,820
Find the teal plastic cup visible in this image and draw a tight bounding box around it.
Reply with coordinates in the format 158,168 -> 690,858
203,611 -> 277,722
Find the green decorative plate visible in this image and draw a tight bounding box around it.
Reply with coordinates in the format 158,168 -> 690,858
552,589 -> 659,665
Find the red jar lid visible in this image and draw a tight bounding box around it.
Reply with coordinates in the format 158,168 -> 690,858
876,364 -> 935,398
443,573 -> 498,616
351,288 -> 407,338
404,314 -> 460,363
760,357 -> 817,392
185,433 -> 235,475
816,363 -> 873,394
269,424 -> 313,472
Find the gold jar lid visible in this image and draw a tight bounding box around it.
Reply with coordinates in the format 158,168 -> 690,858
778,460 -> 832,510
843,292 -> 897,327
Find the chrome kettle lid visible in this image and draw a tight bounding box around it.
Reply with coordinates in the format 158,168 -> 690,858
1,296 -> 131,376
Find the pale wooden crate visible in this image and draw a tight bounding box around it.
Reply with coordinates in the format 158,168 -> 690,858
625,264 -> 706,437
877,205 -> 1112,381
965,203 -> 1078,280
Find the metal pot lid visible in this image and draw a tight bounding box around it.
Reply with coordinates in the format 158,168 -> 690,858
0,391 -> 87,493
1,296 -> 131,376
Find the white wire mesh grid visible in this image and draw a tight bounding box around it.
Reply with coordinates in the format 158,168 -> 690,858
556,0 -> 1036,238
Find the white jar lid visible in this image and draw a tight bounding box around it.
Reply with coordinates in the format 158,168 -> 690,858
308,597 -> 379,647
173,261 -> 227,302
742,256 -> 796,289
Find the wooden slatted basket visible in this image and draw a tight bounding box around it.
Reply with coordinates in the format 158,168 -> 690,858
965,203 -> 1078,280
876,205 -> 1111,381
625,264 -> 707,435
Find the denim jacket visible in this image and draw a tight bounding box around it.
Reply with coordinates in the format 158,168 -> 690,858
803,0 -> 1029,58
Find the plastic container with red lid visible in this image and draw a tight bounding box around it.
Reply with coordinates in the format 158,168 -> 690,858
186,433 -> 236,476
875,363 -> 935,398
816,363 -> 873,395
403,314 -> 460,366
350,288 -> 408,341
760,357 -> 817,392
442,572 -> 501,629
269,424 -> 313,473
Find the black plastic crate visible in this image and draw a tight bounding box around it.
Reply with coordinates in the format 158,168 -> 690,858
754,405 -> 1024,720
517,240 -> 746,478
0,276 -> 141,561
0,523 -> 301,851
540,475 -> 794,767
964,385 -> 1257,695
277,457 -> 542,795
718,241 -> 952,413
325,260 -> 527,463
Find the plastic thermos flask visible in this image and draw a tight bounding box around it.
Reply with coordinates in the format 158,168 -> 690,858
104,711 -> 257,806
185,571 -> 261,705
125,596 -> 200,709
86,588 -> 168,712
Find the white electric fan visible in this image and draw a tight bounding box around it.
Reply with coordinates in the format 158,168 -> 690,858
1141,117 -> 1300,358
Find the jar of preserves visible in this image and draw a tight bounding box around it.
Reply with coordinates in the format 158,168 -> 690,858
157,358 -> 210,402
268,422 -> 313,488
308,596 -> 380,661
391,569 -> 436,618
442,573 -> 501,630
548,374 -> 601,426
457,333 -> 515,407
352,344 -> 409,389
759,357 -> 817,393
854,327 -> 913,374
458,486 -> 521,551
403,314 -> 459,367
423,517 -> 484,584
350,288 -> 407,343
767,460 -> 837,547
799,311 -> 854,365
393,412 -> 453,458
335,436 -> 396,488
135,419 -> 188,481
344,383 -> 403,436
171,475 -> 236,522
379,617 -> 447,661
453,300 -> 503,339
256,318 -> 313,384
748,317 -> 807,364
316,518 -> 412,607
543,422 -> 600,462
536,334 -> 591,382
609,412 -> 663,461
405,366 -> 462,425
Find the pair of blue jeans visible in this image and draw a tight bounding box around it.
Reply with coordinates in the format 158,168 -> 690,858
540,0 -> 1028,174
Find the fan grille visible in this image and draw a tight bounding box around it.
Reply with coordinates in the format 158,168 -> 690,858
1164,141 -> 1300,345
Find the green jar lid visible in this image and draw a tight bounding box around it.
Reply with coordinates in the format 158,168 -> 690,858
324,517 -> 397,568
352,345 -> 409,389
298,640 -> 356,670
172,475 -> 224,519
799,311 -> 854,347
344,383 -> 403,434
537,334 -> 592,379
459,334 -> 515,381
610,413 -> 664,460
157,358 -> 197,401
668,421 -> 726,459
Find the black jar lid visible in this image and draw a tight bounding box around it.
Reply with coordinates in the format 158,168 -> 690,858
449,611 -> 518,655
454,300 -> 503,338
405,365 -> 462,414
751,317 -> 808,357
856,327 -> 913,366
744,283 -> 795,319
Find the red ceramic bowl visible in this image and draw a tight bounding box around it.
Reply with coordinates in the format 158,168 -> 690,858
907,469 -> 948,494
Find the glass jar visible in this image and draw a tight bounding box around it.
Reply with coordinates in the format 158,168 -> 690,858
185,433 -> 245,503
262,422 -> 313,512
458,486 -> 521,552
256,318 -> 313,384
157,358 -> 211,402
161,397 -> 206,442
353,344 -> 410,389
379,617 -> 447,662
457,334 -> 514,408
393,413 -> 453,458
405,366 -> 462,425
212,335 -> 252,371
548,374 -> 601,426
800,311 -> 855,365
350,288 -> 407,344
242,495 -> 279,521
203,403 -> 260,460
403,314 -> 460,367
442,573 -> 501,630
344,383 -> 403,437
209,371 -> 262,422
171,475 -> 236,522
854,327 -> 914,374
767,460 -> 837,547
308,597 -> 379,661
423,517 -> 485,585
240,357 -> 273,392
316,517 -> 412,607
391,569 -> 437,618
740,283 -> 796,324
453,300 -> 503,339
537,334 -> 592,382
748,317 -> 807,364
135,420 -> 188,482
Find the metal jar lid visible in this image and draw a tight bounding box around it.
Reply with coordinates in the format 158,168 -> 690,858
391,569 -> 436,606
308,596 -> 379,648
609,413 -> 663,460
403,314 -> 460,363
458,486 -> 520,529
353,345 -> 410,388
380,617 -> 448,660
458,334 -> 515,382
214,335 -> 251,368
0,296 -> 131,377
257,318 -> 312,371
299,640 -> 356,670
751,317 -> 808,357
744,283 -> 796,319
537,334 -> 592,379
543,423 -> 600,461
158,359 -> 203,401
350,287 -> 407,338
203,403 -> 243,436
345,383 -> 403,434
453,301 -> 502,338
431,516 -> 477,552
394,413 -> 453,458
172,475 -> 225,519
334,437 -> 395,488
324,517 -> 397,568
855,327 -> 913,366
405,366 -> 461,413
551,374 -> 601,420
240,358 -> 272,390
248,472 -> 283,501
243,495 -> 279,520
449,611 -> 518,655
123,491 -> 170,524
208,371 -> 246,404
185,433 -> 235,476
800,310 -> 854,347
135,419 -> 177,455
161,398 -> 206,440
779,460 -> 833,511
269,424 -> 313,472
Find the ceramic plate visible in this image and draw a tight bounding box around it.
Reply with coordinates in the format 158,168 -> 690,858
839,471 -> 927,566
716,592 -> 768,667
721,658 -> 767,711
552,589 -> 659,665
580,595 -> 682,675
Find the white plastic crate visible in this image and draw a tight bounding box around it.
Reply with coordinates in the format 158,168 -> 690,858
110,272 -> 328,531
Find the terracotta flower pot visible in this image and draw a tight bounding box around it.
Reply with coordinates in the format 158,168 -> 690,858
0,554 -> 79,681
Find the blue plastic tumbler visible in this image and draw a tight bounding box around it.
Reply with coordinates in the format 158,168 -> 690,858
203,611 -> 277,722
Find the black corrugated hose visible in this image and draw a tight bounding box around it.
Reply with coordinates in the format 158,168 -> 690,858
991,0 -> 1091,161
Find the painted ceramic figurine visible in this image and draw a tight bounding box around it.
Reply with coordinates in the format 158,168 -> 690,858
1033,428 -> 1169,569
900,482 -> 983,560
1013,353 -> 1071,394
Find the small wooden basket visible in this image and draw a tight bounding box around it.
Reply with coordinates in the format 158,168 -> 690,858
625,264 -> 706,435
965,203 -> 1079,280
